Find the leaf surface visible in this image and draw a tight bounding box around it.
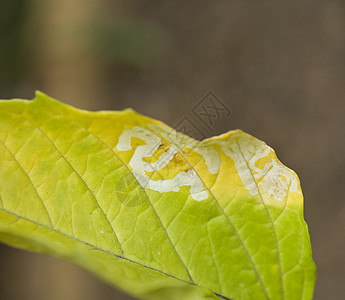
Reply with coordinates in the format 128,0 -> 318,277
0,92 -> 316,300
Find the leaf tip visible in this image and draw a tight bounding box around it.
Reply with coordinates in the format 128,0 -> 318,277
33,90 -> 58,103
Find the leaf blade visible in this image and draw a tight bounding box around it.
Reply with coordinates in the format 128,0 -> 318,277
0,92 -> 316,300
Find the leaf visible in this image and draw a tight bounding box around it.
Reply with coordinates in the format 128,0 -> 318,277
0,92 -> 316,300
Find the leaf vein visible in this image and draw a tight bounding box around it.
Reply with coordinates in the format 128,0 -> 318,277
0,139 -> 53,228
80,125 -> 195,283
25,121 -> 124,255
165,133 -> 270,299
0,207 -> 230,300
236,140 -> 284,299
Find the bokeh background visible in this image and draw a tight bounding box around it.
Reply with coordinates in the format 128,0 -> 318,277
0,0 -> 344,299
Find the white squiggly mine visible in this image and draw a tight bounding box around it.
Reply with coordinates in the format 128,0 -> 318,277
116,126 -> 214,201
213,132 -> 301,201
116,126 -> 301,202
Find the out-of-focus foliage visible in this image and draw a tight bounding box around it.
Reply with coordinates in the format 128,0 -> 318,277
87,17 -> 171,68
0,0 -> 33,96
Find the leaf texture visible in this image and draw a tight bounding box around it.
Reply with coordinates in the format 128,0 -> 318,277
0,92 -> 316,300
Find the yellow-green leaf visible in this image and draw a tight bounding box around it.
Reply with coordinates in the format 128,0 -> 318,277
0,92 -> 316,300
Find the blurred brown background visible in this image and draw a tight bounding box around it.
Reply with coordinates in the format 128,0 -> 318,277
0,0 -> 344,299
